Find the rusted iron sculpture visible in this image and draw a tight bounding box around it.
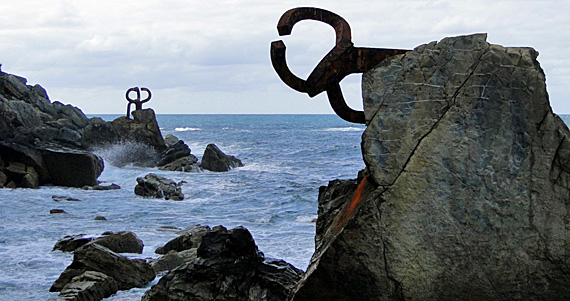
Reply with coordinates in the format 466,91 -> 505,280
125,87 -> 152,118
270,7 -> 409,124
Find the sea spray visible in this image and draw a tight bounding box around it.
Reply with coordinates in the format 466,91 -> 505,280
92,141 -> 159,168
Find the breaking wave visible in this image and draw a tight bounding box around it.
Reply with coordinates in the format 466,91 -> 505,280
92,140 -> 159,168
175,127 -> 201,132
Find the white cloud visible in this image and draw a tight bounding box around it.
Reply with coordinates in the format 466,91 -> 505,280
1,0 -> 570,114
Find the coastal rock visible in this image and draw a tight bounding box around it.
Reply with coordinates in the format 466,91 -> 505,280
53,231 -> 144,254
135,173 -> 184,201
201,143 -> 243,172
156,136 -> 201,172
81,117 -> 119,148
155,224 -> 211,254
143,225 -> 303,301
57,271 -> 118,301
293,34 -> 570,300
151,249 -> 198,275
51,243 -> 155,293
111,109 -> 166,152
40,146 -> 104,187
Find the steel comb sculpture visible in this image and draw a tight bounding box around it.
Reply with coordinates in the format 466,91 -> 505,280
125,87 -> 152,118
270,7 -> 409,124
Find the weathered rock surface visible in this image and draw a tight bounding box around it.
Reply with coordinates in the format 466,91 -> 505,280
293,34 -> 570,300
57,271 -> 118,301
53,231 -> 144,254
201,143 -> 243,172
155,224 -> 211,254
135,173 -> 184,201
143,225 -> 303,301
110,109 -> 166,152
51,243 -> 155,293
157,135 -> 201,172
0,70 -> 106,188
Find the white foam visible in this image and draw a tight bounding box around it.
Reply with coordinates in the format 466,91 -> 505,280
175,127 -> 201,132
322,127 -> 364,132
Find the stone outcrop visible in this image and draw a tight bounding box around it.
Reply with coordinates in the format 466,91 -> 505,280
51,243 -> 155,297
110,109 -> 166,152
157,134 -> 201,172
0,70 -> 105,188
292,34 -> 570,300
135,173 -> 185,201
201,143 -> 243,172
154,224 -> 211,254
143,225 -> 303,301
53,231 -> 144,254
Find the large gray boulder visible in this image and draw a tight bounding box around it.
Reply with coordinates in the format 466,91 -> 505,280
293,34 -> 570,300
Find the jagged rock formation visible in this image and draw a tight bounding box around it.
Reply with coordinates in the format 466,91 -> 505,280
134,173 -> 185,201
0,71 -> 104,188
201,143 -> 243,172
143,225 -> 303,301
50,243 -> 155,299
292,34 -> 570,300
157,134 -> 201,172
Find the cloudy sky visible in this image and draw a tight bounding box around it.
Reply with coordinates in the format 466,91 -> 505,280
1,0 -> 569,115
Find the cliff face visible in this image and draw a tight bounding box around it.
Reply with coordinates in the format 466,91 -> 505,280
294,34 -> 570,300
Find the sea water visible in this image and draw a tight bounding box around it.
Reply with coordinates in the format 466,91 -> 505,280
0,114 -> 366,300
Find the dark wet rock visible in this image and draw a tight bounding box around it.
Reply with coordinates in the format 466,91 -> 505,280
50,209 -> 67,214
293,34 -> 570,300
157,140 -> 190,166
150,249 -> 198,275
94,216 -> 107,221
57,270 -> 118,301
155,224 -> 211,254
201,143 -> 243,172
39,146 -> 104,187
88,231 -> 144,254
53,231 -> 144,254
53,234 -> 93,252
51,243 -> 155,293
52,195 -> 83,202
158,155 -> 201,172
135,173 -> 184,201
82,183 -> 120,190
143,225 -> 302,301
81,117 -> 119,148
111,109 -> 166,152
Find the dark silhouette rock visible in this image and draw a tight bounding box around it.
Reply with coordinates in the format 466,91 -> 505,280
135,173 -> 184,201
201,143 -> 243,172
81,117 -> 119,148
50,209 -> 67,214
143,225 -> 303,301
53,234 -> 93,252
51,243 -> 155,294
293,34 -> 570,300
40,146 -> 104,187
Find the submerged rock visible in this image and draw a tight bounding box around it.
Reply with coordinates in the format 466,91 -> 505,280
293,34 -> 570,300
143,225 -> 303,301
201,143 -> 243,172
134,173 -> 184,201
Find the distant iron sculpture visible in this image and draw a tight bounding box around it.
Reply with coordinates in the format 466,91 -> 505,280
270,7 -> 410,124
125,87 -> 152,118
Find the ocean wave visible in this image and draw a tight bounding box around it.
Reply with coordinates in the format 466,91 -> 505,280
175,127 -> 201,131
322,127 -> 364,132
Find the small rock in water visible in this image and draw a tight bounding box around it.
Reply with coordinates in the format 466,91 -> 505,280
52,195 -> 83,202
50,209 -> 67,214
82,183 -> 121,190
134,173 -> 184,201
94,216 -> 107,221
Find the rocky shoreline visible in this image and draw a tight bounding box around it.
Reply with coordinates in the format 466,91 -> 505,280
4,33 -> 570,300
